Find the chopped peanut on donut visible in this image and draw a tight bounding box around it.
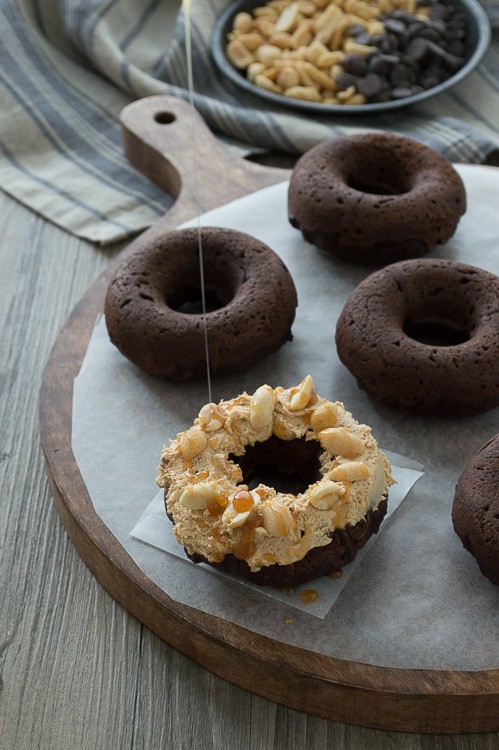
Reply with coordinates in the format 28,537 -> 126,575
157,376 -> 394,583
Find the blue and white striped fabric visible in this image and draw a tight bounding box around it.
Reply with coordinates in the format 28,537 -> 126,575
0,0 -> 498,244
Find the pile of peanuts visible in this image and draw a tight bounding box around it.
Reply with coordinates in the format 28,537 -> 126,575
226,0 -> 433,105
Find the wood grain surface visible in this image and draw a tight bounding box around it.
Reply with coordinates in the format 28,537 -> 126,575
1,94 -> 498,747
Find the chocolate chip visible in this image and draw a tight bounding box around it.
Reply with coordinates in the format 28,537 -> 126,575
388,9 -> 415,23
446,40 -> 465,56
381,35 -> 396,53
405,37 -> 429,63
420,74 -> 441,89
379,53 -> 400,65
400,54 -> 419,70
357,72 -> 385,97
449,12 -> 467,28
387,32 -> 401,50
428,19 -> 447,34
406,20 -> 426,36
348,24 -> 366,37
335,73 -> 357,91
342,54 -> 369,76
421,62 -> 447,84
369,89 -> 392,103
426,41 -> 464,70
443,53 -> 464,72
390,63 -> 415,86
417,27 -> 443,42
444,26 -> 466,40
429,3 -> 450,21
369,33 -> 386,47
369,55 -> 389,75
391,86 -> 417,98
355,32 -> 373,46
384,18 -> 407,35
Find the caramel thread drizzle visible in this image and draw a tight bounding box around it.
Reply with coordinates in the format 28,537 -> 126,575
183,0 -> 212,403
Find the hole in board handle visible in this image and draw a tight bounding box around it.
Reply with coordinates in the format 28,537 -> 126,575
154,111 -> 176,124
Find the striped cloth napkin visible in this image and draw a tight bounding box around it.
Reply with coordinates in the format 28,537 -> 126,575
1,0 -> 498,245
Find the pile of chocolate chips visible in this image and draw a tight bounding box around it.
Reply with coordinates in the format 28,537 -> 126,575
339,0 -> 468,103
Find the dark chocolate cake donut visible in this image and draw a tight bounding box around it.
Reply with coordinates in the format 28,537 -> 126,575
104,227 -> 297,380
288,133 -> 466,264
452,434 -> 499,585
157,377 -> 394,587
335,258 -> 499,415
186,498 -> 388,587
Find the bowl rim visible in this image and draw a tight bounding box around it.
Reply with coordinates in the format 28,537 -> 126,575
211,0 -> 491,115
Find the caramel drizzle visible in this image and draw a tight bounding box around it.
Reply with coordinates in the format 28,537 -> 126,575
183,0 -> 212,403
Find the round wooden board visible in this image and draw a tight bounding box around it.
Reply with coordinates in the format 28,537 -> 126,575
39,95 -> 499,734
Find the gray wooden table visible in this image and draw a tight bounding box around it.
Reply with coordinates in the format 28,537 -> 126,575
0,187 -> 498,749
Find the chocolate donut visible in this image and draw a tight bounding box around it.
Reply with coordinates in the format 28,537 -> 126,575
335,259 -> 499,415
452,435 -> 499,585
104,227 -> 297,380
288,133 -> 466,264
156,376 -> 393,587
186,496 -> 388,587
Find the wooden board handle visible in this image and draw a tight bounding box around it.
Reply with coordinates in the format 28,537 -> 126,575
120,95 -> 287,228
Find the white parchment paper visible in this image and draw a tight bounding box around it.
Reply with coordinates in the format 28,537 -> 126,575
130,452 -> 423,619
72,164 -> 499,669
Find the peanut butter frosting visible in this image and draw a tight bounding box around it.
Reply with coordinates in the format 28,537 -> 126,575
156,376 -> 394,572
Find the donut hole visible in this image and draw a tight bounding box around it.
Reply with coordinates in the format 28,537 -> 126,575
346,155 -> 411,196
166,263 -> 236,314
347,175 -> 407,196
403,317 -> 470,347
169,285 -> 230,314
230,436 -> 322,496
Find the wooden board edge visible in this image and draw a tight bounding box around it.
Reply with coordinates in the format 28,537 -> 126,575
38,265 -> 499,734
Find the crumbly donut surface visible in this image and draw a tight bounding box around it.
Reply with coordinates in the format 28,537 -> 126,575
157,376 -> 393,572
452,434 -> 499,585
335,258 -> 499,415
288,133 -> 466,264
104,226 -> 297,380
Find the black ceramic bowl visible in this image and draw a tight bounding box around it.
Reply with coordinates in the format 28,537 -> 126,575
211,0 -> 490,114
